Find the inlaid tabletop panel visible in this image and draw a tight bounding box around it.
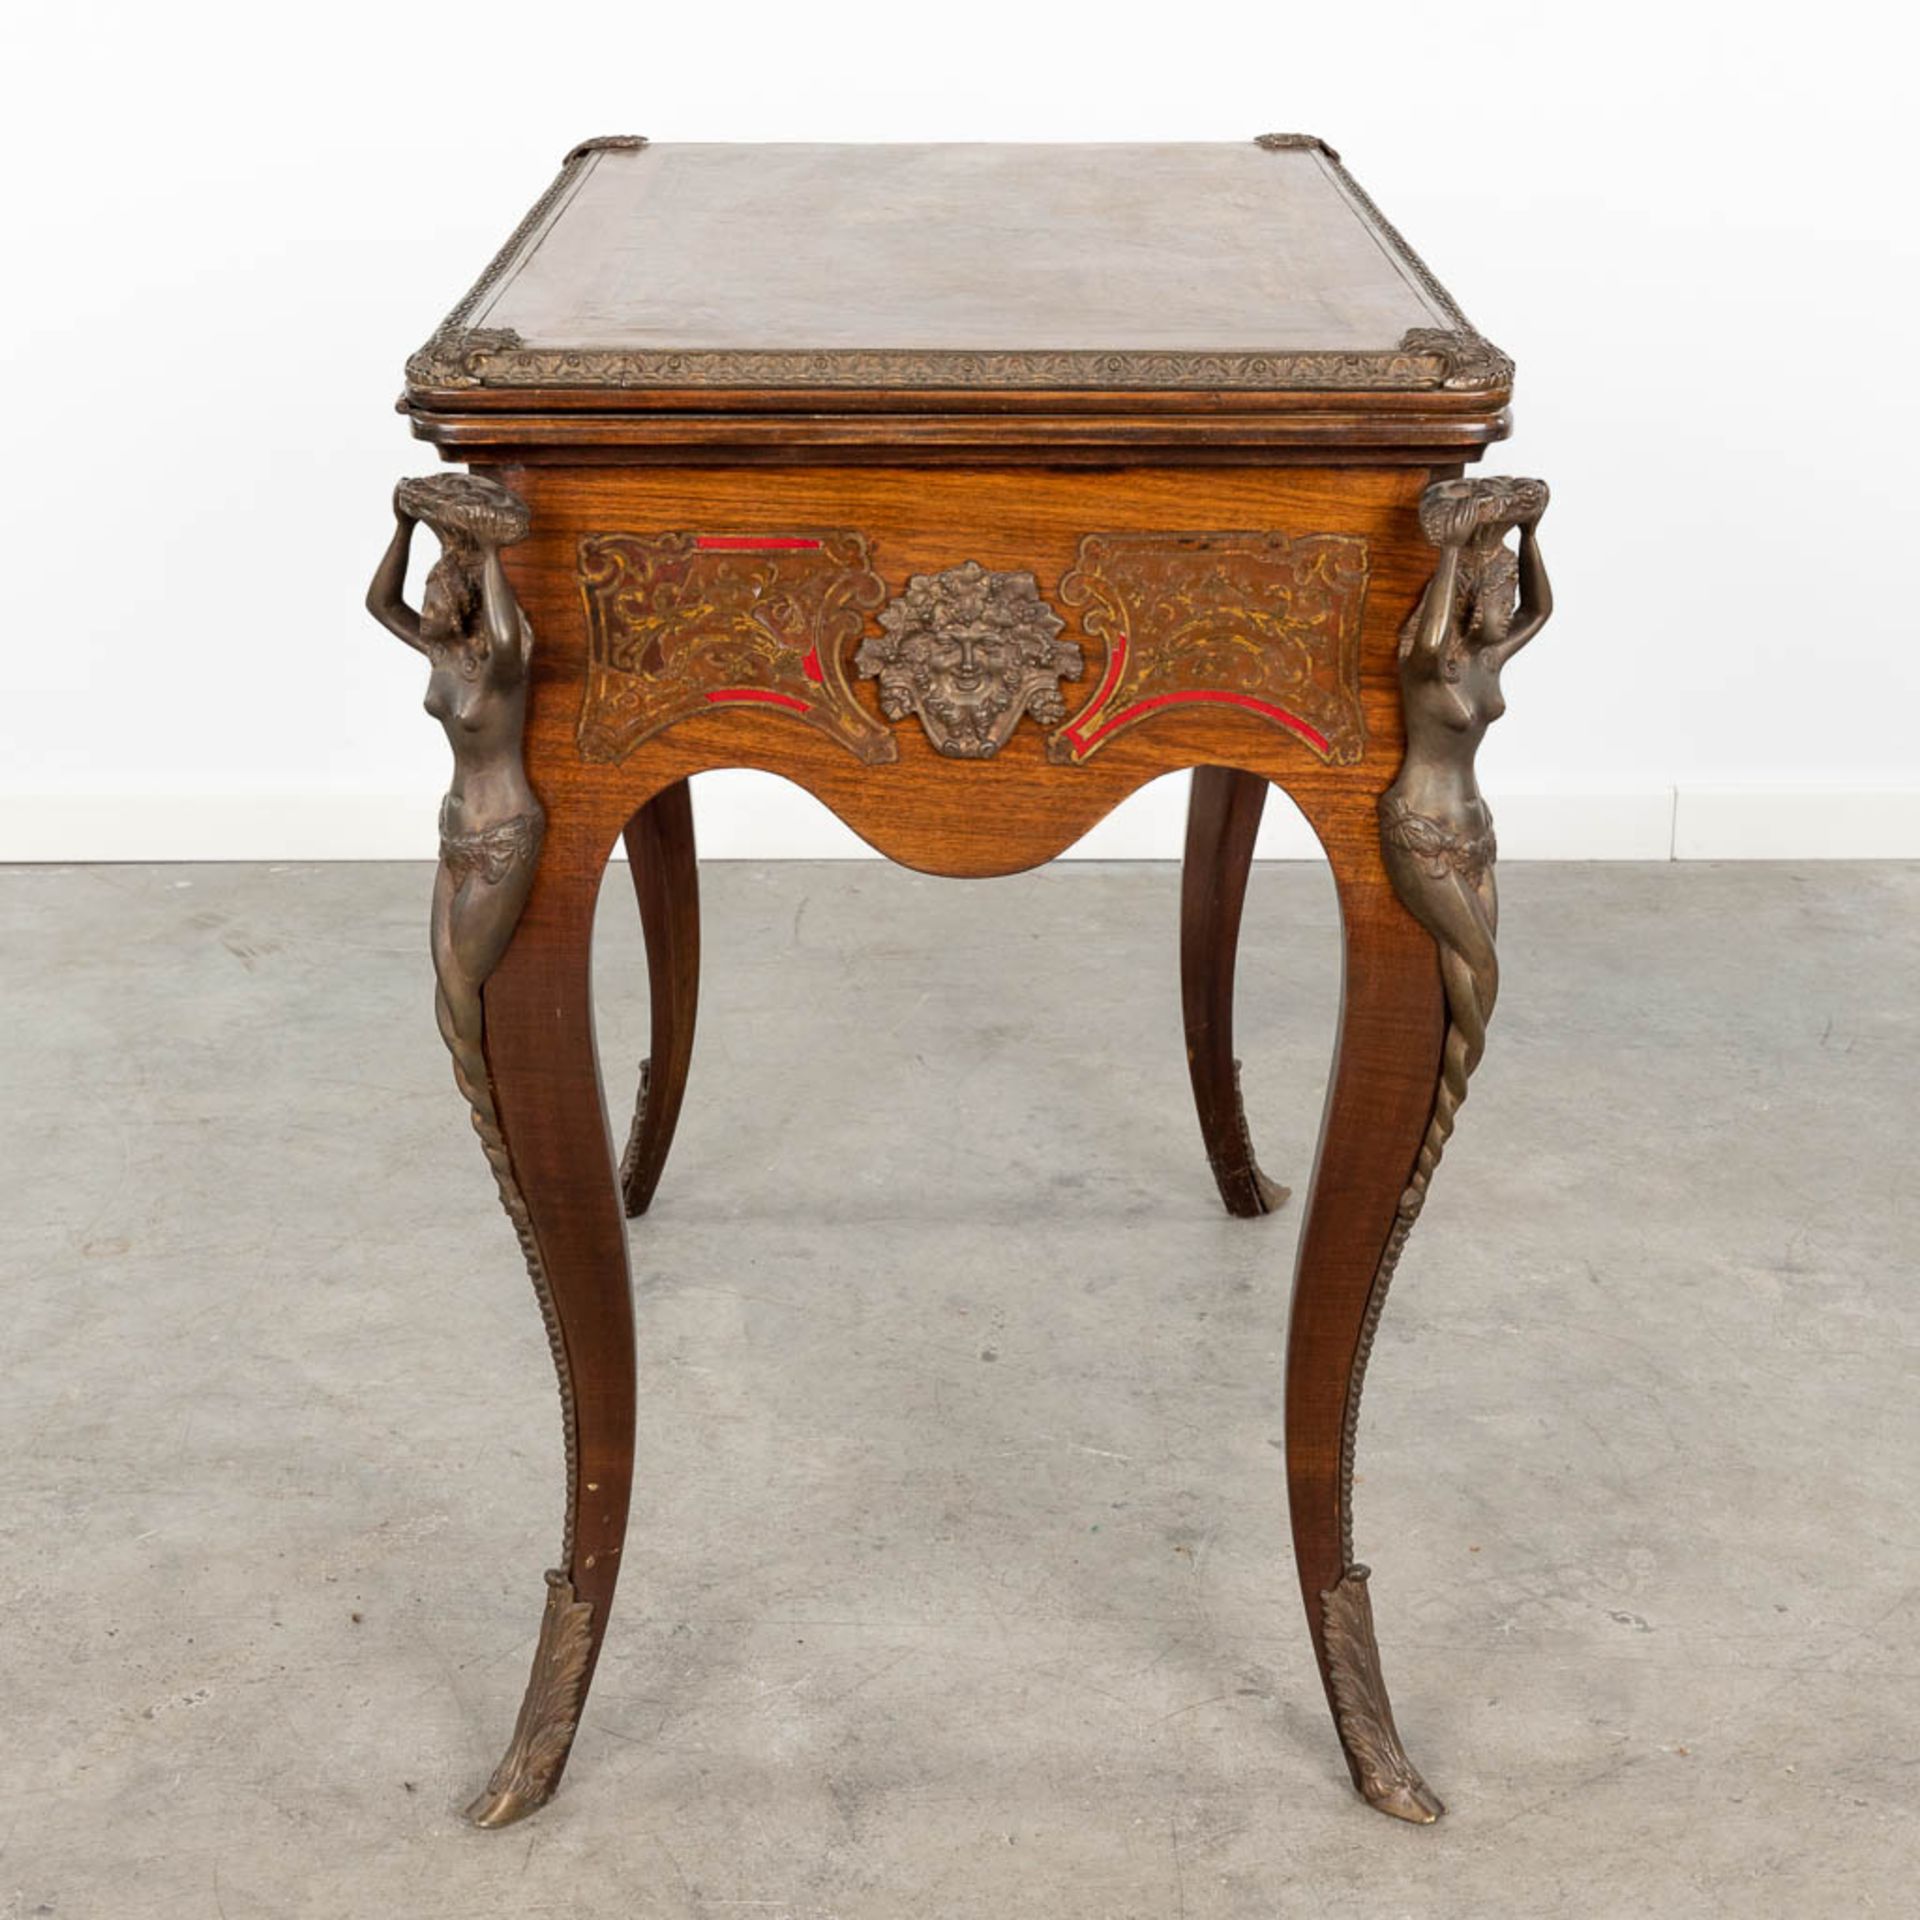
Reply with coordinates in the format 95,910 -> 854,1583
405,137 -> 1511,404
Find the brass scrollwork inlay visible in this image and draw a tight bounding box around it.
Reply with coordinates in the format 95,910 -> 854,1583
577,531 -> 894,765
1048,531 -> 1369,764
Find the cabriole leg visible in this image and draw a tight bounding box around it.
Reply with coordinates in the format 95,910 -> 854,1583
466,830 -> 636,1827
1286,474 -> 1553,1822
1284,843 -> 1448,1823
1181,766 -> 1289,1217
368,472 -> 637,1827
618,779 -> 700,1217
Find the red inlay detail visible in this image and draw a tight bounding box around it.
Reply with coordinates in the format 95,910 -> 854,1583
704,688 -> 814,714
1063,631 -> 1130,753
694,536 -> 824,551
1073,690 -> 1332,757
800,642 -> 824,684
1088,630 -> 1130,712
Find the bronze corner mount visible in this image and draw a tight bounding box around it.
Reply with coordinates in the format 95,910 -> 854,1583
404,132 -> 647,395
1396,327 -> 1513,394
406,326 -> 527,392
1254,132 -> 1342,161
564,134 -> 650,164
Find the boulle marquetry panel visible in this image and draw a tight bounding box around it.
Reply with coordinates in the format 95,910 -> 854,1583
1048,531 -> 1370,764
576,531 -> 895,765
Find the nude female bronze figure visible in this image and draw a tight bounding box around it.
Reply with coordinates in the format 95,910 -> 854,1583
1383,473 -> 1551,1144
367,474 -> 590,1828
1318,475 -> 1553,1824
366,472 -> 544,1017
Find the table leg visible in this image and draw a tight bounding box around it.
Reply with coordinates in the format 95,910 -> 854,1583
1284,822 -> 1450,1823
1282,473 -> 1549,1822
617,779 -> 700,1218
461,822 -> 636,1829
371,473 -> 633,1825
1181,766 -> 1289,1217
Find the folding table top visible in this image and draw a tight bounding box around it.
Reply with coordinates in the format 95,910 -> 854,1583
403,138 -> 1513,411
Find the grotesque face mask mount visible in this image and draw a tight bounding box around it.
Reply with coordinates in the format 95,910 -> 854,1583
857,561 -> 1083,759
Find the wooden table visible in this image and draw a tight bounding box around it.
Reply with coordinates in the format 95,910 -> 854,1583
369,136 -> 1553,1831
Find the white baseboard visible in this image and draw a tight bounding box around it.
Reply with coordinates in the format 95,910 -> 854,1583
1672,785 -> 1920,859
3,781 -> 1915,862
1,792 -> 441,863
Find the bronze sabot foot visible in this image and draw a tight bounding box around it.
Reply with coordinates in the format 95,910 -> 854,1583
618,1056 -> 655,1219
1210,1057 -> 1291,1218
465,1570 -> 596,1829
1321,1565 -> 1444,1823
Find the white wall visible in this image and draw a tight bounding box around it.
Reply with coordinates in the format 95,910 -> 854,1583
4,0 -> 1915,862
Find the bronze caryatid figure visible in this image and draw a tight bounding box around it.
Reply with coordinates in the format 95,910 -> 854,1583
368,475 -> 593,1829
366,474 -> 546,1157
1383,475 -> 1551,1140
1322,475 -> 1552,1824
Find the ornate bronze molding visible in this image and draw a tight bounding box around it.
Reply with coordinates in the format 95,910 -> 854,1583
1321,1567 -> 1444,1824
407,338 -> 1508,395
1397,327 -> 1516,394
405,160 -> 598,392
1249,138 -> 1515,393
1049,531 -> 1369,765
857,562 -> 1081,759
563,133 -> 648,163
406,137 -> 645,390
1295,144 -> 1477,335
577,531 -> 895,765
1254,132 -> 1342,160
465,1570 -> 596,1829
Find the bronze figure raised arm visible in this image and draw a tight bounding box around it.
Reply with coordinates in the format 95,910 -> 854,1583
1383,474 -> 1550,1123
1318,476 -> 1552,1824
369,476 -> 545,1100
369,475 -> 588,1829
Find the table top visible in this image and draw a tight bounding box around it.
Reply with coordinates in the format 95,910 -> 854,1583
404,137 -> 1512,409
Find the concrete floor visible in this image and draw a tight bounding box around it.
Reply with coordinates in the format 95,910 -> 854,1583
1,859 -> 1915,1918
